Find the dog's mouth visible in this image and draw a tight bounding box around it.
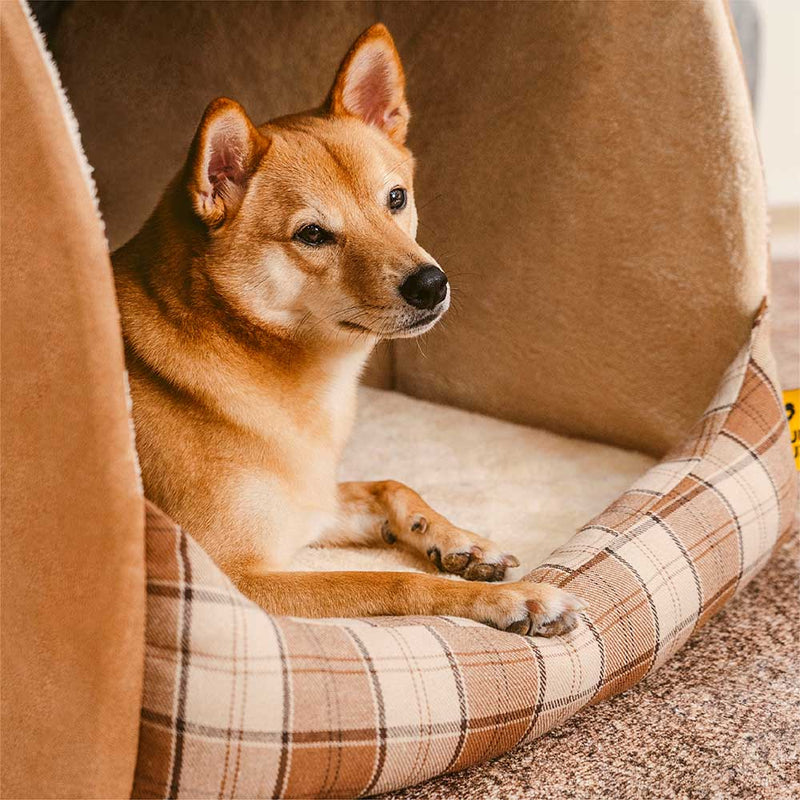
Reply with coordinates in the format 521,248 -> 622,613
405,312 -> 440,330
339,319 -> 372,332
338,310 -> 444,338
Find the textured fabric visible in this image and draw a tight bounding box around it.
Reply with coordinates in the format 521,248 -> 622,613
386,0 -> 768,455
133,310 -> 796,799
0,3 -> 145,798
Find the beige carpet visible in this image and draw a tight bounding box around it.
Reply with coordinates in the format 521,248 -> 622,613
771,260 -> 799,391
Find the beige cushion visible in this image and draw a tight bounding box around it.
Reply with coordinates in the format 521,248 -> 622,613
291,387 -> 655,575
132,312 -> 796,798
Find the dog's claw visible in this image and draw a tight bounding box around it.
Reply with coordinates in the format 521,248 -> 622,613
381,520 -> 396,545
411,515 -> 428,534
505,618 -> 531,636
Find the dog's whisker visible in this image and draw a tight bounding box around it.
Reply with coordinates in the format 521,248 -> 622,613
416,193 -> 444,212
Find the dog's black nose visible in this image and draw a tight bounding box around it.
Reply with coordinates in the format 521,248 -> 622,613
399,265 -> 448,310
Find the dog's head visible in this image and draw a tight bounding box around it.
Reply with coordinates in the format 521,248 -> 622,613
184,24 -> 448,342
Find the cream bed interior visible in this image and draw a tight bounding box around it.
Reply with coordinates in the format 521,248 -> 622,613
293,388 -> 655,575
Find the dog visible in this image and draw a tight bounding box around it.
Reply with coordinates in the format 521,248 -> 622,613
113,23 -> 584,636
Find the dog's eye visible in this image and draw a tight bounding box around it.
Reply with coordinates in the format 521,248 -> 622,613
294,224 -> 333,246
388,187 -> 407,212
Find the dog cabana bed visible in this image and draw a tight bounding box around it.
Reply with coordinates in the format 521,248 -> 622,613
2,1 -> 796,798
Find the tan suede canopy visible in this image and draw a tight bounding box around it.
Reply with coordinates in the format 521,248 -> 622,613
1,3 -> 144,798
48,0 -> 766,454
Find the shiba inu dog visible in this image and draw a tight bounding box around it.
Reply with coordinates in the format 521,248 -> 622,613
113,24 -> 584,635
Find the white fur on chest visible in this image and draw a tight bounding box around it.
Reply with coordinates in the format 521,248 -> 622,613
320,344 -> 371,449
227,342 -> 372,564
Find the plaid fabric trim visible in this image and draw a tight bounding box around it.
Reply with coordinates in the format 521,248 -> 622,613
133,311 -> 797,799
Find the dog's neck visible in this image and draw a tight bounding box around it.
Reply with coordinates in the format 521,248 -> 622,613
113,204 -> 375,446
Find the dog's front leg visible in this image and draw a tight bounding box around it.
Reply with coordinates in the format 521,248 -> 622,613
318,481 -> 522,582
235,570 -> 584,636
231,481 -> 585,634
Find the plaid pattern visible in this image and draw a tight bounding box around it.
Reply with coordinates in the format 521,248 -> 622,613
133,311 -> 797,799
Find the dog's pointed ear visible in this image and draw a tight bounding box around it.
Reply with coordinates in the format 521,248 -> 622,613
187,98 -> 266,227
327,24 -> 409,145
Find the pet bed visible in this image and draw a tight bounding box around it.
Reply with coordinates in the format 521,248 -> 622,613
2,1 -> 796,799
134,311 -> 795,798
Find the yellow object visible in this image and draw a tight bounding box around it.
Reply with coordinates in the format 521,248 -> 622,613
784,389 -> 800,470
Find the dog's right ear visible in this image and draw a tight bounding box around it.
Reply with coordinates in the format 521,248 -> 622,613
187,98 -> 266,227
327,24 -> 409,144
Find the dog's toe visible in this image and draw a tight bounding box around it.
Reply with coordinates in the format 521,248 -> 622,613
437,547 -> 512,581
464,562 -> 499,581
441,551 -> 471,573
504,617 -> 531,635
530,610 -> 581,637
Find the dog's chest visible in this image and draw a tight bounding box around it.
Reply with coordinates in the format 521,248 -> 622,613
319,346 -> 369,447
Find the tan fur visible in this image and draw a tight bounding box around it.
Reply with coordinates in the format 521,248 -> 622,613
113,24 -> 583,635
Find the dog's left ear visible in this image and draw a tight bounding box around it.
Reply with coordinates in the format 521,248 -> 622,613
327,24 -> 409,145
187,98 -> 267,227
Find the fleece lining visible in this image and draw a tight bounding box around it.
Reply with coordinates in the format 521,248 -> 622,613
290,387 -> 655,574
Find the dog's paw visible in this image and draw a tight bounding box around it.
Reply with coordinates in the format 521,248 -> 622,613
473,581 -> 586,636
427,541 -> 519,582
